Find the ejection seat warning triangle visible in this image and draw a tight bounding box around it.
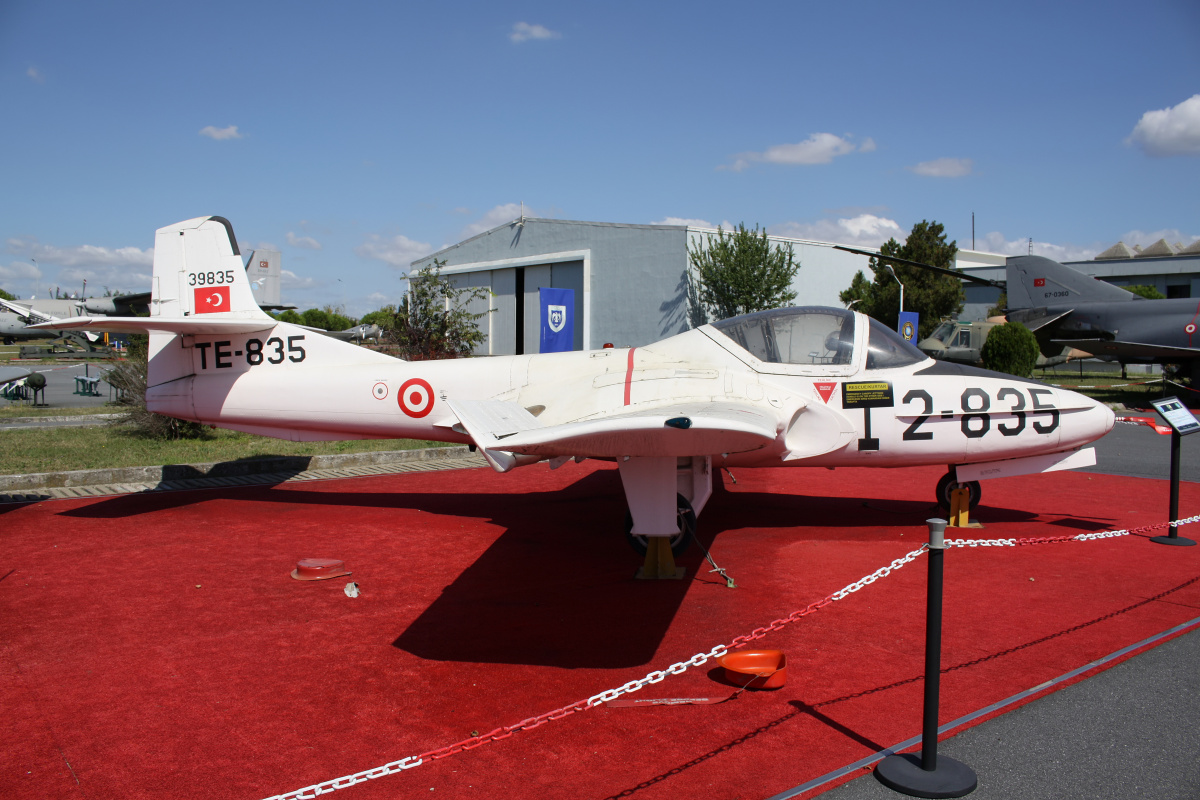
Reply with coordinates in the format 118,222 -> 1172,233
813,382 -> 836,404
842,381 -> 894,452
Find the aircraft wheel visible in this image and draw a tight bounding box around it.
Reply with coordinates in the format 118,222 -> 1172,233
625,493 -> 696,556
936,471 -> 981,512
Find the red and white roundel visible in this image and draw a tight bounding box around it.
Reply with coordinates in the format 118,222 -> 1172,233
398,378 -> 435,418
1187,323 -> 1197,335
372,382 -> 388,400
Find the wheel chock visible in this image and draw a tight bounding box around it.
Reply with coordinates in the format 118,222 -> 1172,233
947,487 -> 982,528
635,536 -> 685,580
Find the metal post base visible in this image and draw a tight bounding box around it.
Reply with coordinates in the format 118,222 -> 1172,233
874,752 -> 977,798
1150,535 -> 1196,547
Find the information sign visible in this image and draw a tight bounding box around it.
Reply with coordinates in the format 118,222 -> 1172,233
1150,397 -> 1200,435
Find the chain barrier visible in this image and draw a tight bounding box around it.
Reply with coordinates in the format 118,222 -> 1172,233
262,545 -> 928,800
263,513 -> 1197,800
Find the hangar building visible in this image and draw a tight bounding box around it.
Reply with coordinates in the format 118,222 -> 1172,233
412,217 -> 880,355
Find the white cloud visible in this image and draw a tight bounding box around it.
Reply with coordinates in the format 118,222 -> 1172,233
286,232 -> 322,250
355,233 -> 434,269
199,125 -> 243,140
1119,227 -> 1200,249
26,66 -> 44,84
976,228 -> 1199,263
459,203 -> 533,239
0,260 -> 44,297
510,22 -> 561,43
976,232 -> 1099,263
1127,94 -> 1200,157
56,265 -> 153,294
726,133 -> 872,171
770,214 -> 905,248
7,237 -> 154,269
908,157 -> 973,178
279,269 -> 318,290
651,216 -> 714,228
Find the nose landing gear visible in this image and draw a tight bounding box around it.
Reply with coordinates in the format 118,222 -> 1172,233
936,470 -> 980,513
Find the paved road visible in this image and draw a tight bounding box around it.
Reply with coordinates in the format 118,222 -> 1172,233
1085,419 -> 1200,483
1,361 -> 117,410
802,625 -> 1200,800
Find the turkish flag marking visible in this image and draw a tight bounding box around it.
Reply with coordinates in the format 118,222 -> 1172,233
813,381 -> 837,404
1034,278 -> 1045,287
194,286 -> 231,314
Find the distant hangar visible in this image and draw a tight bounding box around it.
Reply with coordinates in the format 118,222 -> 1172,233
411,217 -> 878,355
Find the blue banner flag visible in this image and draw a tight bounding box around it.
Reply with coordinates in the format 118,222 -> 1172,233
897,311 -> 920,342
539,287 -> 574,353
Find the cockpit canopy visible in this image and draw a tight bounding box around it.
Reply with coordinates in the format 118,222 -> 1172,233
710,307 -> 927,371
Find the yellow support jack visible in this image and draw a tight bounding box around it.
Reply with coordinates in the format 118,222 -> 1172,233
947,486 -> 982,528
635,536 -> 686,580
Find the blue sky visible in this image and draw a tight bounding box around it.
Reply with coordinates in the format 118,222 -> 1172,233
2,0 -> 1198,315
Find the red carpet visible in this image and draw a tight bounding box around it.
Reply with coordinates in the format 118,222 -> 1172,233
1,462 -> 1198,800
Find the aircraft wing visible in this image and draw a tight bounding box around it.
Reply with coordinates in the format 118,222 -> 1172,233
1050,338 -> 1200,361
449,398 -> 781,472
0,298 -> 56,324
0,366 -> 32,386
1007,308 -> 1074,332
31,316 -> 278,335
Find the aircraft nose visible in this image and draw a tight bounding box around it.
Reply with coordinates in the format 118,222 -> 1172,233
1064,390 -> 1115,446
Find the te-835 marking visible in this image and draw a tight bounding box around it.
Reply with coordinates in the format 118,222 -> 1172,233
195,336 -> 307,369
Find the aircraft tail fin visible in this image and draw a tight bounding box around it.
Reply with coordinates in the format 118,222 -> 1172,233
1006,255 -> 1135,309
150,216 -> 275,321
245,248 -> 284,308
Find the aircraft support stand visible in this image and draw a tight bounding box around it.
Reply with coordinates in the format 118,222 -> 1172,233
874,519 -> 977,798
947,487 -> 979,528
637,536 -> 684,580
1151,430 -> 1195,547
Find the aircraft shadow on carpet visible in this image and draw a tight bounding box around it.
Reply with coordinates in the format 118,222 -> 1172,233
56,468 -> 1117,669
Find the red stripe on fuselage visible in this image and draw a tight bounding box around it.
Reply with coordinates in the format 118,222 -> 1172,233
624,347 -> 637,405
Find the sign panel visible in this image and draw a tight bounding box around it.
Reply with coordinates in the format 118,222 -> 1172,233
1151,397 -> 1200,435
842,381 -> 895,408
539,287 -> 574,353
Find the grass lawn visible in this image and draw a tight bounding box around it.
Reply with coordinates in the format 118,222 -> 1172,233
0,423 -> 446,475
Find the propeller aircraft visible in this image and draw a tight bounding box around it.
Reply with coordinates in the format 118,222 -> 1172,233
39,217 -> 1116,558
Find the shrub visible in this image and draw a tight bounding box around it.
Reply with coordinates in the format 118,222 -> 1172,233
981,321 -> 1039,377
107,335 -> 210,440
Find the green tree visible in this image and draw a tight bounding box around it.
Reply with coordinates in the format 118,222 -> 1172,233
838,220 -> 964,340
1125,284 -> 1165,300
379,259 -> 491,360
986,292 -> 1008,318
981,321 -> 1039,378
687,223 -> 799,323
0,287 -> 16,301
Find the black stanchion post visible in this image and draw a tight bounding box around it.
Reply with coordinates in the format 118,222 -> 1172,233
1152,429 -> 1196,546
874,519 -> 977,798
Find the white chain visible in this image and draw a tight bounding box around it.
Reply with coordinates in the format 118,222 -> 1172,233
830,547 -> 928,601
1170,514 -> 1200,528
262,514 -> 1182,800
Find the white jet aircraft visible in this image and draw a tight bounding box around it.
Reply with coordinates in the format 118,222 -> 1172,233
40,216 -> 1115,555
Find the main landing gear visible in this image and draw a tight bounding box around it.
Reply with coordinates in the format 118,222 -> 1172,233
625,494 -> 696,556
617,456 -> 712,577
936,469 -> 980,513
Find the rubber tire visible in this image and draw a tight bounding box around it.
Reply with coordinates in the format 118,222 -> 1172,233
625,493 -> 696,556
936,471 -> 981,512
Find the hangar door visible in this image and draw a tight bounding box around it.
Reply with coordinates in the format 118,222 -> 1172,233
454,261 -> 584,355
